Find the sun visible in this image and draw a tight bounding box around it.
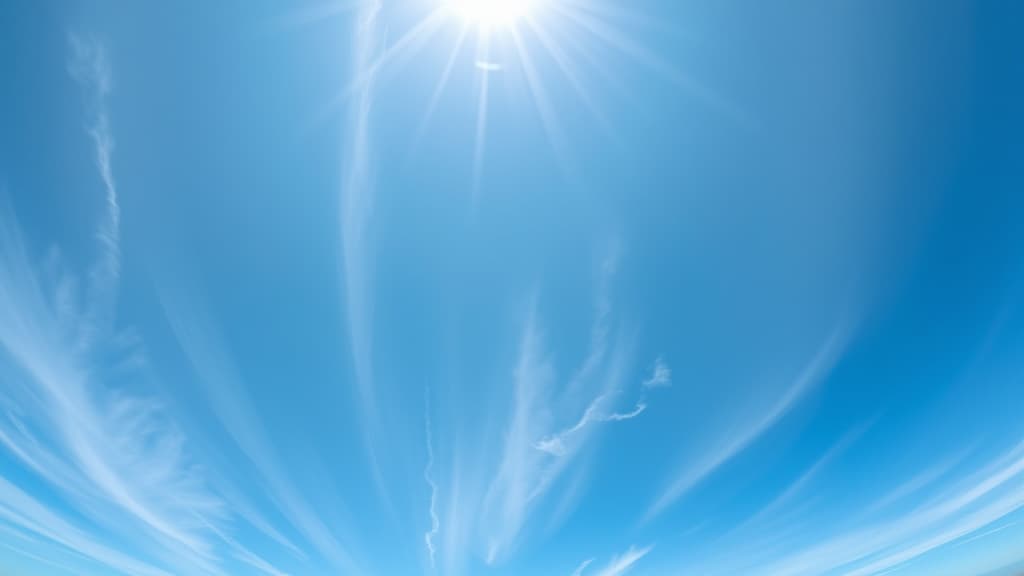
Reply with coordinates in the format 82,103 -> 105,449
314,0 -> 694,193
446,0 -> 539,27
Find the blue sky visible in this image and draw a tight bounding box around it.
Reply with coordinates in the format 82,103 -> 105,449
2,1 -> 1024,575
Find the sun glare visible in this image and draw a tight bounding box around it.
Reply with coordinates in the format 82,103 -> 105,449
322,0 -> 680,191
446,0 -> 538,27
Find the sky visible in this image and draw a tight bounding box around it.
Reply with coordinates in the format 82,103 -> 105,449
1,1 -> 1024,575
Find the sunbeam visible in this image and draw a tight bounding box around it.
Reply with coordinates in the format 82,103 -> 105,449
524,15 -> 611,136
472,30 -> 492,194
549,2 -> 736,117
509,26 -> 572,175
447,0 -> 540,27
305,0 -> 726,189
412,25 -> 471,152
330,7 -> 449,117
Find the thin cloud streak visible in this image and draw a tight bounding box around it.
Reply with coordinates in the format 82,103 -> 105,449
481,310 -> 556,563
338,2 -> 399,521
0,477 -> 173,576
340,0 -> 382,420
0,37 -> 225,575
605,401 -> 647,421
534,360 -> 667,458
204,517 -> 293,576
424,392 -> 440,569
590,544 -> 654,576
159,306 -> 359,574
845,482 -> 1024,576
477,300 -> 625,565
645,326 -> 848,522
747,441 -> 1024,576
723,422 -> 874,542
477,252 -> 666,564
860,450 -> 970,518
68,35 -> 121,345
476,254 -> 621,564
534,393 -> 612,457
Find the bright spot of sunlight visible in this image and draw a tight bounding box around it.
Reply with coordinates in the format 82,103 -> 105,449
446,0 -> 539,27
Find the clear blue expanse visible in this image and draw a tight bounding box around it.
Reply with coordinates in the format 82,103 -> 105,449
2,1 -> 1023,575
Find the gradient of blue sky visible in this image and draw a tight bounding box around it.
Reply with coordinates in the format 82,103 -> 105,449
1,1 -> 1024,575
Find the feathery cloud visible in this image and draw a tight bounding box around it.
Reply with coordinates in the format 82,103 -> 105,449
746,441 -> 1024,576
477,251 -> 670,564
157,303 -> 358,573
0,476 -> 174,576
0,37 -> 227,575
642,357 -> 671,389
589,545 -> 654,576
68,35 -> 120,344
645,326 -> 847,522
424,392 -> 440,569
340,0 -> 383,425
535,358 -> 670,457
570,558 -> 595,576
481,312 -> 557,563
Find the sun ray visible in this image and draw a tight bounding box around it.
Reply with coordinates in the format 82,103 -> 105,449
320,0 -> 729,191
363,9 -> 448,85
523,15 -> 612,137
447,0 -> 540,27
509,26 -> 574,179
550,2 -> 737,118
551,13 -> 628,102
327,8 -> 449,119
411,25 -> 472,154
550,4 -> 677,80
276,0 -> 362,32
558,0 -> 672,36
472,31 -> 493,194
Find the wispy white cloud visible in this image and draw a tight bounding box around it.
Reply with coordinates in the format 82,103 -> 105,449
536,357 -> 668,456
642,357 -> 671,389
473,251 -> 669,565
535,389 -> 654,456
859,449 -> 970,518
157,304 -> 359,574
0,534 -> 82,576
340,0 -> 382,417
481,311 -> 557,563
564,249 -> 619,401
844,483 -> 1024,576
473,252 -> 622,564
570,558 -> 595,576
948,519 -> 1019,550
0,477 -> 174,576
605,402 -> 647,421
203,516 -> 292,576
0,37 -> 227,575
588,544 -> 654,576
67,35 -> 120,346
231,546 -> 293,576
644,326 -> 848,522
424,392 -> 440,569
744,441 -> 1024,576
337,0 -> 399,524
721,421 -> 874,543
534,393 -> 612,457
478,305 -> 623,563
